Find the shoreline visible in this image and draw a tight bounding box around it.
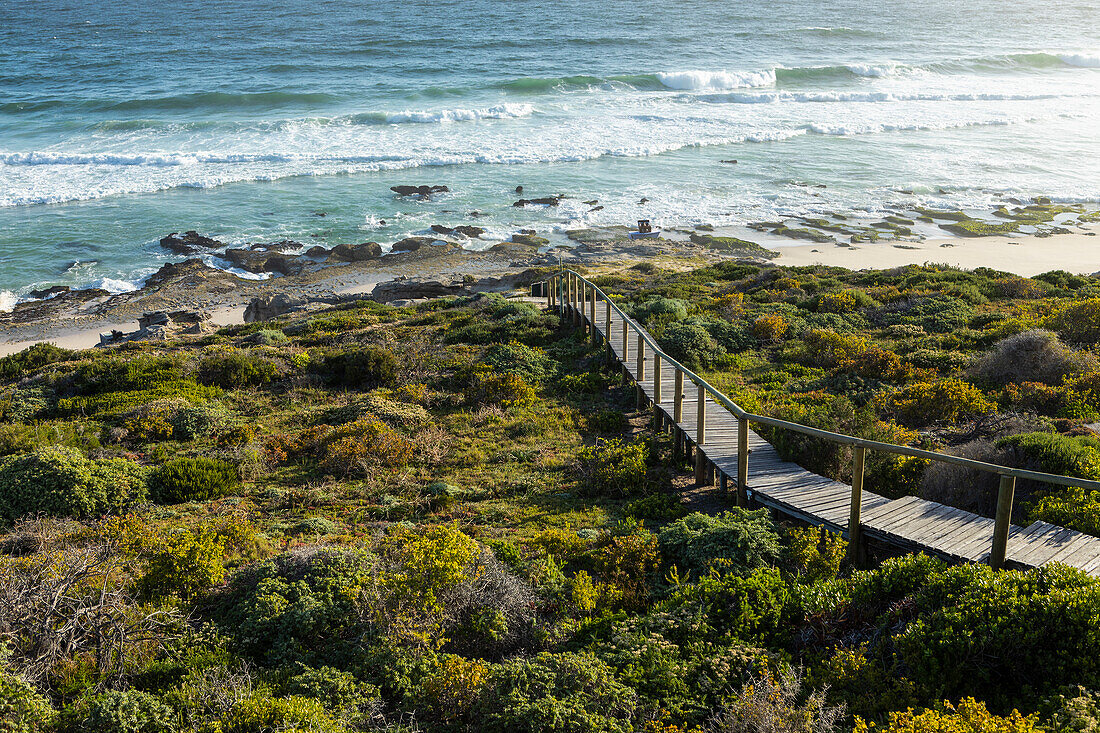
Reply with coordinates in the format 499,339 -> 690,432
2,224 -> 1098,358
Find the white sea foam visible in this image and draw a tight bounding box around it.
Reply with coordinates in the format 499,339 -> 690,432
845,63 -> 900,77
656,69 -> 776,90
383,103 -> 534,123
92,277 -> 140,293
694,90 -> 1064,104
1059,52 -> 1100,68
0,290 -> 16,313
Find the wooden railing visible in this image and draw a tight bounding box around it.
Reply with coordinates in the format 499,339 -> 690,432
538,270 -> 1100,569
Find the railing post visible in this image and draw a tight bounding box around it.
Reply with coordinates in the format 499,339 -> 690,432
577,279 -> 585,330
695,383 -> 707,486
636,333 -> 646,410
605,299 -> 614,364
673,367 -> 685,461
846,445 -> 866,565
651,354 -> 662,447
589,285 -> 597,344
737,417 -> 749,507
575,280 -> 584,328
991,475 -> 1016,570
565,273 -> 573,321
621,317 -> 628,363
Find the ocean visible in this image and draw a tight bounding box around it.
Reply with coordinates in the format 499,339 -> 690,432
1,0 -> 1098,307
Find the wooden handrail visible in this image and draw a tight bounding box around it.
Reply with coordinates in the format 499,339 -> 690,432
546,269 -> 1100,492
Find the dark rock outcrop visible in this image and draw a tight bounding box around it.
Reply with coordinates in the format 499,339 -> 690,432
371,277 -> 469,303
391,237 -> 435,253
430,224 -> 486,238
390,185 -> 449,197
329,242 -> 383,262
244,293 -> 308,323
28,285 -> 70,300
513,195 -> 565,207
511,233 -> 549,246
159,231 -> 222,255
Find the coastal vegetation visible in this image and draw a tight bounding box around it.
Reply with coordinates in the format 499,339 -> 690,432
4,262 -> 1100,730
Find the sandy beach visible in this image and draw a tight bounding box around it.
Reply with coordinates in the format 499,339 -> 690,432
773,229 -> 1100,276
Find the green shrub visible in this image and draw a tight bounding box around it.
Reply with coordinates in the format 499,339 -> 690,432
632,297 -> 689,324
659,322 -> 722,368
476,652 -> 637,733
577,438 -> 649,496
623,493 -> 686,521
170,403 -> 229,440
0,342 -> 72,380
283,666 -> 378,716
315,347 -> 397,390
894,563 -> 1100,709
1030,488 -> 1100,537
218,693 -> 343,733
658,510 -> 781,577
81,690 -> 174,733
149,457 -> 240,504
661,568 -> 792,646
0,671 -> 53,732
0,447 -> 147,521
996,432 -> 1100,481
483,341 -> 552,384
137,528 -> 226,601
198,351 -> 278,389
212,549 -> 374,668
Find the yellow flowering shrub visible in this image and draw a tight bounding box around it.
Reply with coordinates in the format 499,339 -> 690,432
803,329 -> 869,367
883,378 -> 995,425
854,698 -> 1038,733
752,313 -> 790,342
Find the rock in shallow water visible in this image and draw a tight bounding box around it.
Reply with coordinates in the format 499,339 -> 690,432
159,230 -> 222,255
390,185 -> 449,197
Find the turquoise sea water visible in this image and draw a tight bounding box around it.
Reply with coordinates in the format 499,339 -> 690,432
1,0 -> 1098,306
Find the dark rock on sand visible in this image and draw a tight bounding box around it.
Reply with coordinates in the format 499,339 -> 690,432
305,245 -> 329,257
244,293 -> 308,323
371,277 -> 469,304
1,287 -> 111,325
390,185 -> 449,197
159,230 -> 222,255
391,236 -> 435,253
329,242 -> 383,262
144,259 -> 220,289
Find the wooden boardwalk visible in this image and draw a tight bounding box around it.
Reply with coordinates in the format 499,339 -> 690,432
577,300 -> 1100,575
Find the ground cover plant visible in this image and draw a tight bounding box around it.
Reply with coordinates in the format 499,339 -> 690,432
2,270 -> 1100,731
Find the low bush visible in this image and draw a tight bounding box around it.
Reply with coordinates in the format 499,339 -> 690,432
475,652 -> 638,733
1047,298 -> 1100,345
853,698 -> 1037,733
660,322 -> 722,368
705,670 -> 845,733
658,510 -> 781,577
0,447 -> 147,521
0,670 -> 53,732
1030,488 -> 1100,537
79,689 -> 175,733
137,527 -> 226,601
466,371 -> 538,409
198,351 -> 278,389
149,457 -> 240,504
883,378 -> 995,425
972,330 -> 1087,386
577,438 -> 649,496
0,342 -> 73,380
314,346 -> 397,390
661,568 -> 791,646
482,341 -> 553,384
